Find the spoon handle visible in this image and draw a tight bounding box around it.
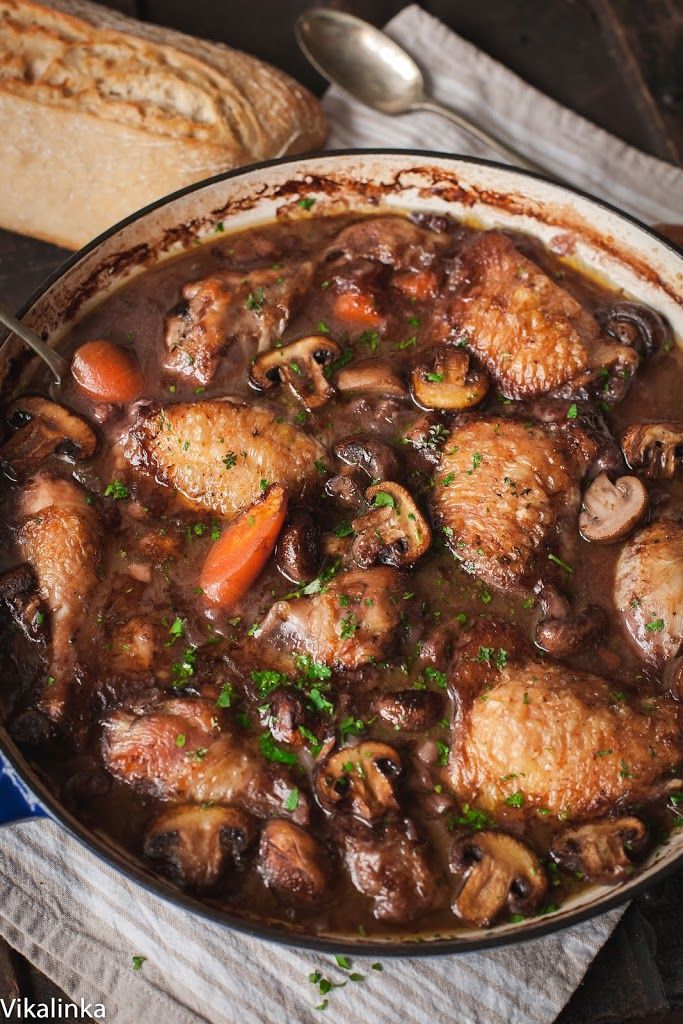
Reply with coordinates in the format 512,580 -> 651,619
413,100 -> 556,179
0,301 -> 69,385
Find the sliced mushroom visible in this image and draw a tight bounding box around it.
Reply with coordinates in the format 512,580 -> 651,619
411,348 -> 489,411
259,819 -> 330,902
276,509 -> 321,584
316,742 -> 402,822
144,804 -> 256,891
550,817 -> 648,883
374,690 -> 444,732
578,472 -> 648,543
597,302 -> 669,359
1,396 -> 97,478
335,436 -> 401,482
621,421 -> 683,480
351,482 -> 431,568
249,335 -> 341,410
336,358 -> 406,397
450,831 -> 548,927
535,604 -> 606,657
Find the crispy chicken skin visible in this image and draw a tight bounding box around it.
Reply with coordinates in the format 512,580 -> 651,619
257,567 -> 404,668
431,416 -> 592,589
447,621 -> 681,819
164,261 -> 313,384
17,475 -> 100,722
102,698 -> 308,824
122,399 -> 326,518
615,519 -> 683,667
442,232 -> 638,400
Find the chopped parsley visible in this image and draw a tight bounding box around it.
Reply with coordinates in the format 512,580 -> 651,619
298,196 -> 316,210
131,956 -> 146,972
251,669 -> 287,695
340,612 -> 359,640
222,451 -> 238,469
475,646 -> 508,670
548,552 -> 573,573
504,790 -> 525,808
449,804 -> 495,831
245,286 -> 265,313
175,733 -> 186,748
216,682 -> 233,708
339,715 -> 365,743
566,403 -> 578,420
436,741 -> 450,766
171,647 -> 196,687
372,491 -> 395,508
284,787 -> 300,811
104,480 -> 128,501
645,618 -> 664,632
259,732 -> 298,764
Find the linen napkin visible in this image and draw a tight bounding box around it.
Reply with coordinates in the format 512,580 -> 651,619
323,5 -> 683,226
0,819 -> 625,1024
0,7 -> 678,1024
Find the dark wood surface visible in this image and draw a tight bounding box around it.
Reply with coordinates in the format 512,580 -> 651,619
1,1 -> 681,1021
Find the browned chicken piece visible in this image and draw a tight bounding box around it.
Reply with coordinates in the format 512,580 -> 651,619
164,261 -> 314,384
431,416 -> 591,589
442,232 -> 638,400
446,621 -> 681,819
256,567 -> 404,669
102,698 -> 308,824
614,519 -> 683,667
16,475 -> 100,722
110,617 -> 155,675
325,216 -> 448,271
123,399 -> 326,518
335,817 -> 437,923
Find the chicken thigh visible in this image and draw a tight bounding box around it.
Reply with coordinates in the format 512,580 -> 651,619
431,416 -> 592,590
123,399 -> 326,518
256,567 -> 404,669
164,261 -> 313,384
442,232 -> 638,400
446,621 -> 681,819
16,475 -> 100,721
102,697 -> 308,823
614,519 -> 683,667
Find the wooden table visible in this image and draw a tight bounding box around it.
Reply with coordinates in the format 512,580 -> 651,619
1,1 -> 682,1021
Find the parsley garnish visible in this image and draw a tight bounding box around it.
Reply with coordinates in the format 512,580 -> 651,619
259,732 -> 297,764
104,480 -> 128,501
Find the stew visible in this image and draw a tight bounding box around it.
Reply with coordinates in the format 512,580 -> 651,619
1,211 -> 682,939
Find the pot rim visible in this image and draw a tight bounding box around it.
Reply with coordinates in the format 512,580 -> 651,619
2,147 -> 682,956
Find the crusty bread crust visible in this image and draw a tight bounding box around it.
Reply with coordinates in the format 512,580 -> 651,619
0,0 -> 326,248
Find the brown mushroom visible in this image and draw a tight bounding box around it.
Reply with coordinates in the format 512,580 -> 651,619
597,302 -> 669,359
535,604 -> 606,658
259,819 -> 330,902
261,689 -> 309,747
621,422 -> 683,480
276,509 -> 321,584
335,436 -> 401,482
374,690 -> 444,732
579,472 -> 649,543
351,482 -> 431,568
450,831 -> 548,927
1,396 -> 97,478
249,334 -> 341,410
411,348 -> 489,411
663,655 -> 683,700
316,742 -> 402,822
144,804 -> 256,891
550,817 -> 648,883
325,472 -> 364,510
336,358 -> 406,397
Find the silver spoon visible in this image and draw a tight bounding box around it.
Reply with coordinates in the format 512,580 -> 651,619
296,8 -> 553,178
0,302 -> 69,386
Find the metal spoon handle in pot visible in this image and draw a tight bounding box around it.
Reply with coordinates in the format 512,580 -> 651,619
412,99 -> 549,177
0,301 -> 68,385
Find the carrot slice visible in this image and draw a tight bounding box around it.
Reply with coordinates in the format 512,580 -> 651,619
333,291 -> 383,329
200,484 -> 288,609
71,339 -> 145,404
392,270 -> 438,301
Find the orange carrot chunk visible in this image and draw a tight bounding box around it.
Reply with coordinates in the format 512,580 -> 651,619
71,339 -> 145,404
200,484 -> 288,609
333,291 -> 383,329
393,270 -> 438,301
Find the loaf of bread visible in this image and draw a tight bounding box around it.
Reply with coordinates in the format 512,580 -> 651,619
0,0 -> 326,249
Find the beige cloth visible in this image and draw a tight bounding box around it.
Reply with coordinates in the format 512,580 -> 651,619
323,5 -> 683,225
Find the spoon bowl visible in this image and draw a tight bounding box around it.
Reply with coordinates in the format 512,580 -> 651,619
296,8 -> 425,114
296,8 -> 552,177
